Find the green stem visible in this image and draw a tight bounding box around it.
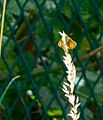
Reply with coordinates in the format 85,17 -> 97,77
0,75 -> 20,105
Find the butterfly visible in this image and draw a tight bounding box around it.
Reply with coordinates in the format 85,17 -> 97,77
58,34 -> 77,50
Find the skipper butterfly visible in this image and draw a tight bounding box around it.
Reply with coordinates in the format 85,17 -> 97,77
58,35 -> 77,49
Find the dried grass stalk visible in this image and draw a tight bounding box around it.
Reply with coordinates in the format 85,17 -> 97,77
0,0 -> 7,57
58,31 -> 80,120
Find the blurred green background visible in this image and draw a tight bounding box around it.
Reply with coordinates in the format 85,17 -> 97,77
0,0 -> 103,120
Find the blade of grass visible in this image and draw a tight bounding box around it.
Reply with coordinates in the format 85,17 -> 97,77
0,0 -> 7,57
0,75 -> 20,105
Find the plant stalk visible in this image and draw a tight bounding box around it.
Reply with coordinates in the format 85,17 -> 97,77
0,0 -> 7,57
0,75 -> 20,105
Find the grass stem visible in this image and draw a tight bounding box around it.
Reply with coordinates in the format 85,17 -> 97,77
0,0 -> 7,57
0,75 -> 20,105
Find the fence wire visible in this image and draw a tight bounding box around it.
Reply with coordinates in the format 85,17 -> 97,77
0,0 -> 103,120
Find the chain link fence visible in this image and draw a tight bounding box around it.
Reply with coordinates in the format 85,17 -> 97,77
0,0 -> 103,120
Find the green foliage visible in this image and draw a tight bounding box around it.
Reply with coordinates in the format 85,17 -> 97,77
0,0 -> 103,119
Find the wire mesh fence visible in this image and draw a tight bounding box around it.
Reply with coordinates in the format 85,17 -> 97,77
0,0 -> 103,120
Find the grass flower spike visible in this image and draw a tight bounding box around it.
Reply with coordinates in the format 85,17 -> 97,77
58,31 -> 80,120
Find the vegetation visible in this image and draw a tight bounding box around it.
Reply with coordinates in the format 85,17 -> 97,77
0,0 -> 103,119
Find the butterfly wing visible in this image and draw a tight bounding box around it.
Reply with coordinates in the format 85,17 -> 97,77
67,38 -> 77,49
